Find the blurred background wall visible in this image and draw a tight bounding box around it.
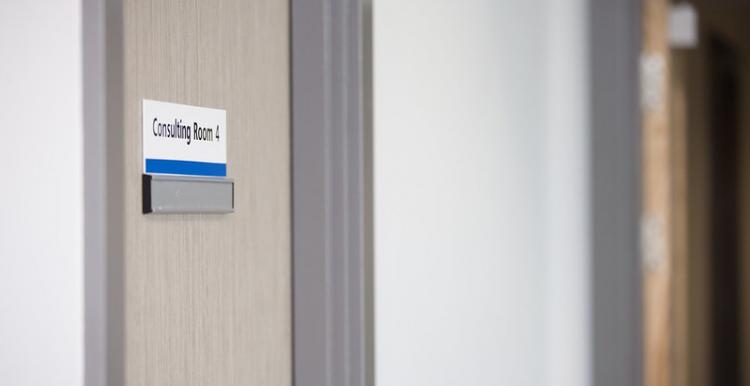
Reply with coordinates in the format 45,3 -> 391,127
0,0 -> 85,385
372,1 -> 591,385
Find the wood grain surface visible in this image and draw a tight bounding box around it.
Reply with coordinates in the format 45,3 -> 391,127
118,0 -> 291,384
641,1 -> 672,385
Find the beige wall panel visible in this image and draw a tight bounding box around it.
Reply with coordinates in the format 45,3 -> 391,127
119,0 -> 291,385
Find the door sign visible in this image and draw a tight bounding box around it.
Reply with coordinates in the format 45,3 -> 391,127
142,99 -> 227,177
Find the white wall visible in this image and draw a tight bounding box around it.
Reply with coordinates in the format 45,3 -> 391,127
0,1 -> 84,385
373,1 -> 590,385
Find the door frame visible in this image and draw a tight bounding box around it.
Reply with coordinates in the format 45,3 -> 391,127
292,0 -> 646,385
590,1 -> 643,385
290,1 -> 373,386
83,0 -> 125,385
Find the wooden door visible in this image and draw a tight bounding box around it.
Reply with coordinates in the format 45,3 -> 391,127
110,1 -> 291,385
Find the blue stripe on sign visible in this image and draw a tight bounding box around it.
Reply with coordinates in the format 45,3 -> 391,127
145,159 -> 226,177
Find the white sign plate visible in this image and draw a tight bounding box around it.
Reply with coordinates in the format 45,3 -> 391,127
142,99 -> 227,177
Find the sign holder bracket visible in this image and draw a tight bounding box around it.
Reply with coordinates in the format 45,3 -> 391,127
142,174 -> 234,214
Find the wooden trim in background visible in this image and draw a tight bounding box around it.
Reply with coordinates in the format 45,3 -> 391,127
641,0 -> 673,385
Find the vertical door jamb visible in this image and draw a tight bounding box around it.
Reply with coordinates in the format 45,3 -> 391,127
291,1 -> 372,385
590,0 -> 644,385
